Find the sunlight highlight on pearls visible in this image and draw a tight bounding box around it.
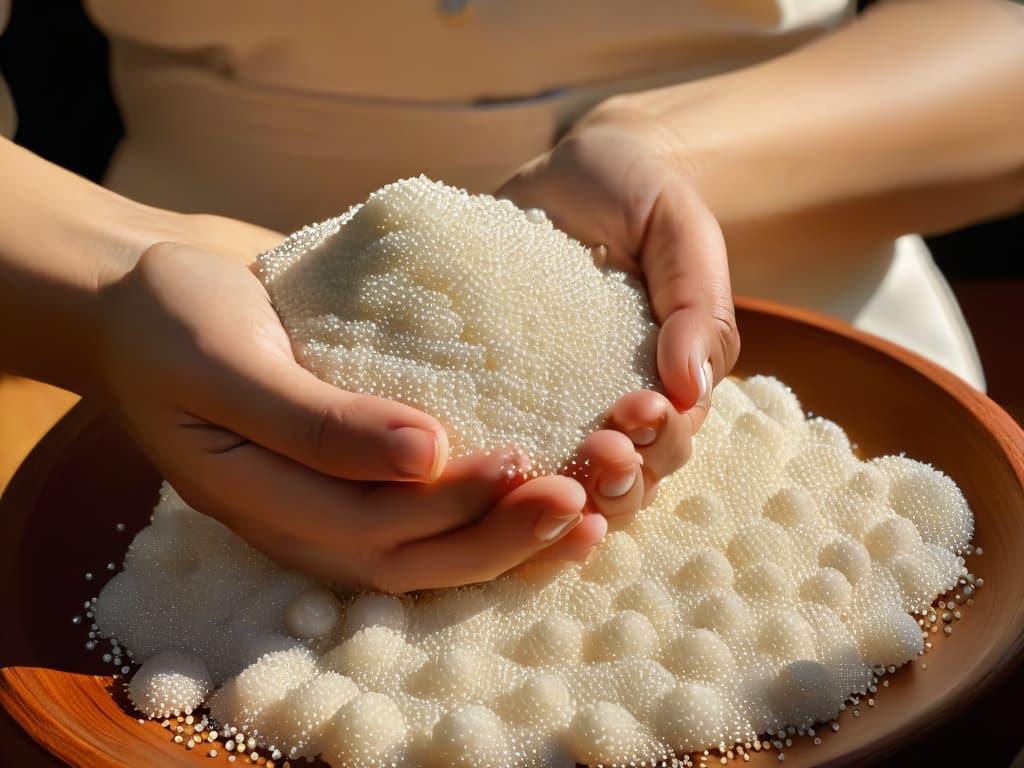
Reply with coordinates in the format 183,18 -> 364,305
255,175 -> 659,477
100,377 -> 973,767
92,178 -> 974,767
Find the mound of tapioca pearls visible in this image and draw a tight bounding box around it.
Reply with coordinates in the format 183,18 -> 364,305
97,375 -> 973,768
254,175 -> 660,477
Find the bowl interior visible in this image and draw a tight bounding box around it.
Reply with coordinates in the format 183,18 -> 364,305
0,298 -> 1022,767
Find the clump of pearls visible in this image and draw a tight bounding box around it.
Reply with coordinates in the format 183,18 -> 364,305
98,378 -> 973,768
254,175 -> 659,476
93,180 -> 975,767
128,651 -> 212,719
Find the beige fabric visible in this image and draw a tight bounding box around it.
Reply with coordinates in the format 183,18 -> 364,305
0,0 -> 15,138
86,0 -> 850,102
855,235 -> 985,390
91,0 -> 852,224
83,0 -> 985,389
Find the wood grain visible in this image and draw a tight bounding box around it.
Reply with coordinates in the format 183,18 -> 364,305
0,668 -> 192,768
0,297 -> 1021,767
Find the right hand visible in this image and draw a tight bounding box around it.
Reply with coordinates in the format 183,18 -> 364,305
498,103 -> 739,519
96,233 -> 605,594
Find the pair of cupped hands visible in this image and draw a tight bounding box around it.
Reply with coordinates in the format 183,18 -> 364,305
99,107 -> 739,593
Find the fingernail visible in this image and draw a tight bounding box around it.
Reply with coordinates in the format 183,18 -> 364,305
388,427 -> 441,480
598,465 -> 640,499
695,358 -> 714,410
534,511 -> 583,542
629,427 -> 657,447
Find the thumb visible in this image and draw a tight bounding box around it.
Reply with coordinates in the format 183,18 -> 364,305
200,357 -> 450,483
640,167 -> 739,425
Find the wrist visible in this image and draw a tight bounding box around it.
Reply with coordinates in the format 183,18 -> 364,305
0,139 -> 184,394
577,91 -> 701,181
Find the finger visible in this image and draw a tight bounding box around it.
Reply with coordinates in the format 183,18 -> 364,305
575,429 -> 644,522
179,440 -> 526,579
608,390 -> 693,481
640,168 -> 739,414
198,355 -> 451,483
529,513 -> 609,562
366,446 -> 535,542
377,475 -> 592,592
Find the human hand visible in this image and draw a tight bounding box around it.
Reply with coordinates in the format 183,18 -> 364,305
498,101 -> 740,519
96,237 -> 603,593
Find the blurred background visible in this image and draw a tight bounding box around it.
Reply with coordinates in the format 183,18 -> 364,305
0,0 -> 1020,484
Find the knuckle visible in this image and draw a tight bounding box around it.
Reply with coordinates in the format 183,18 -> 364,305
139,240 -> 179,262
582,94 -> 649,132
306,403 -> 335,464
709,297 -> 740,372
306,396 -> 363,468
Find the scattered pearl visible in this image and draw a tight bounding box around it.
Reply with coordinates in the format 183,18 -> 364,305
283,589 -> 341,639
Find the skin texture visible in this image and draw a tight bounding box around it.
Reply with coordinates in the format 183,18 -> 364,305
1,0 -> 1022,591
586,0 -> 1024,270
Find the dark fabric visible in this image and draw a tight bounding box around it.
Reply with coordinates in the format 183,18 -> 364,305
0,0 -> 123,183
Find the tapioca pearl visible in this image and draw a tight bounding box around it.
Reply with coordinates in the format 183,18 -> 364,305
864,516 -> 924,560
819,536 -> 872,584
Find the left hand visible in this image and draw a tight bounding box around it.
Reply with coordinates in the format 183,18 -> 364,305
498,100 -> 739,527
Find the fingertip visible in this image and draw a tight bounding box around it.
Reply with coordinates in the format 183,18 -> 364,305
579,428 -> 639,466
548,474 -> 588,515
657,311 -> 702,410
503,472 -> 587,514
524,476 -> 587,544
387,426 -> 444,482
371,399 -> 451,482
609,390 -> 670,446
531,512 -> 608,562
581,511 -> 609,544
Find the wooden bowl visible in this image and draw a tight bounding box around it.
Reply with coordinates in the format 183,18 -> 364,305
1,297 -> 1022,767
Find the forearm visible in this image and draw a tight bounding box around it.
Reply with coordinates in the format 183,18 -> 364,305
0,138 -> 163,392
0,139 -> 283,393
617,0 -> 1024,261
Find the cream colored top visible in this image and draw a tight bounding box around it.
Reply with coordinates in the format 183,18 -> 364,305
0,1 -> 985,388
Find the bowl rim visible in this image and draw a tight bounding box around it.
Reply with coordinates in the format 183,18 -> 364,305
0,294 -> 1022,767
731,296 -> 1024,763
